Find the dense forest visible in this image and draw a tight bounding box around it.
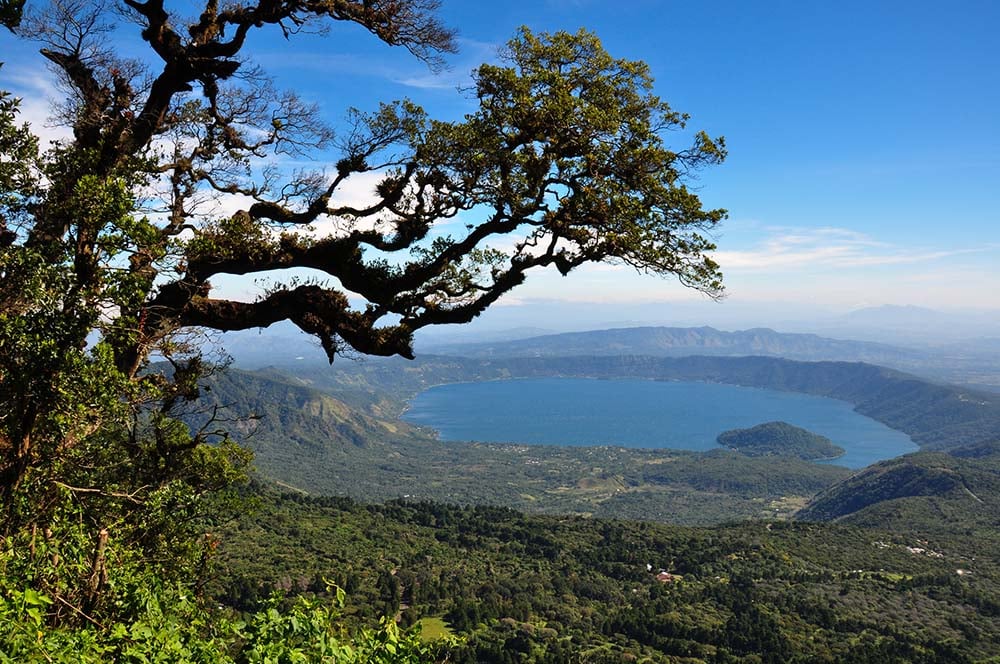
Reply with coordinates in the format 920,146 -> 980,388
212,488 -> 1000,663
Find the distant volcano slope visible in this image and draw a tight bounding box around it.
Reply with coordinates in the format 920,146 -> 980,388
424,325 -> 924,365
795,444 -> 1000,542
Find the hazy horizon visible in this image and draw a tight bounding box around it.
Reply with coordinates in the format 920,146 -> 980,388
410,300 -> 1000,346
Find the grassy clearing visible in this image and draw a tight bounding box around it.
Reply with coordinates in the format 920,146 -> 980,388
416,616 -> 454,642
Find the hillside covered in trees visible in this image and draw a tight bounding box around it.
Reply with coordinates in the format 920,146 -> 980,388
212,490 -> 1000,663
717,421 -> 845,460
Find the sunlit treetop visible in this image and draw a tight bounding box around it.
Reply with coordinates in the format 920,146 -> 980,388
2,0 -> 725,371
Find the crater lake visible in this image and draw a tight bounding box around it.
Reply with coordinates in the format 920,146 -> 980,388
402,377 -> 919,469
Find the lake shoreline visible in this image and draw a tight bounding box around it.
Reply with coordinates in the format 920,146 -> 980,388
402,376 -> 918,470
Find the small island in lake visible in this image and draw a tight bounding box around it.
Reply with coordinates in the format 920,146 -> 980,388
716,421 -> 845,461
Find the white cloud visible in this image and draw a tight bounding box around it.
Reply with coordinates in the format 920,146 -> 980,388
2,67 -> 73,148
711,226 -> 991,272
329,170 -> 385,209
392,38 -> 499,90
204,193 -> 259,219
392,72 -> 467,91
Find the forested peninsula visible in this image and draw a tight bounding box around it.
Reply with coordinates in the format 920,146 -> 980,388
717,421 -> 845,460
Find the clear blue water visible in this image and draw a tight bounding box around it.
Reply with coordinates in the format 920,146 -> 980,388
402,377 -> 918,469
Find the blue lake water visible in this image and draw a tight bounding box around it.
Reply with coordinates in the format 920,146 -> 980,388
402,377 -> 919,469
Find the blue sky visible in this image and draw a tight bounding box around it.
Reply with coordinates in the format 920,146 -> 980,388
2,0 -> 998,332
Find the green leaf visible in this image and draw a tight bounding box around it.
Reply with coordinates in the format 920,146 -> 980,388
23,588 -> 52,607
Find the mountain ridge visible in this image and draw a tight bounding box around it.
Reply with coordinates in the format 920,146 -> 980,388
796,446 -> 1000,538
423,325 -> 925,364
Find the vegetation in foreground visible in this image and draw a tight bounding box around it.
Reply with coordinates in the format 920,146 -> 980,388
0,514 -> 445,662
210,489 -> 1000,663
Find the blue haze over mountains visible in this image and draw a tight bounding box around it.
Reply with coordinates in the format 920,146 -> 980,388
219,309 -> 1000,391
413,303 -> 1000,347
423,327 -> 920,363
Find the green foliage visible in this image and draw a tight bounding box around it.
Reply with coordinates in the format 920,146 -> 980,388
0,81 -> 37,228
717,421 -> 845,460
236,599 -> 445,664
0,89 -> 259,639
411,27 -> 726,295
212,491 -> 1000,663
0,557 -> 445,662
0,503 -> 450,661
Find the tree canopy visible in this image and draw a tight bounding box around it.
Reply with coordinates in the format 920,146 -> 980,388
0,0 -> 726,642
3,0 -> 725,367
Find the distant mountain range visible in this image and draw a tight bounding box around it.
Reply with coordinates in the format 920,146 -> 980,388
219,322 -> 1000,391
424,325 -> 926,364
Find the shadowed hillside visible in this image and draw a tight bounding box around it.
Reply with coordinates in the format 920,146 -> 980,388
797,446 -> 1000,546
